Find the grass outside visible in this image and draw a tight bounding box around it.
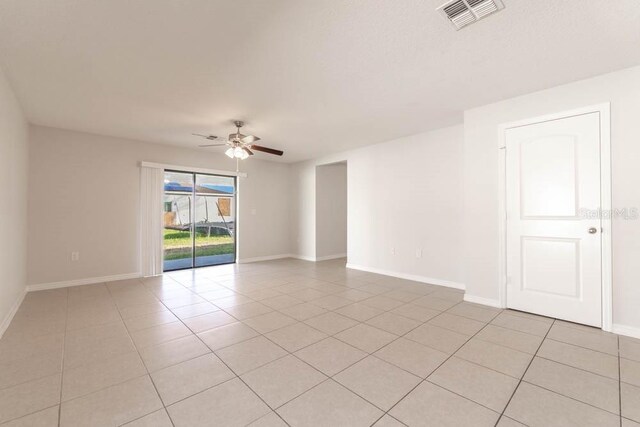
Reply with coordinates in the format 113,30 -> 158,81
164,228 -> 234,260
164,228 -> 233,248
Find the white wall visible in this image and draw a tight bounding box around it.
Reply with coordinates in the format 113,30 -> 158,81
27,126 -> 291,286
0,66 -> 29,333
463,65 -> 640,333
290,125 -> 465,286
316,163 -> 347,259
346,126 -> 464,286
289,161 -> 317,260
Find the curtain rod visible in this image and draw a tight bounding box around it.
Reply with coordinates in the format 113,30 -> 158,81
140,161 -> 248,177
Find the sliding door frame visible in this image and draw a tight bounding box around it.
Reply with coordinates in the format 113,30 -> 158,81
163,169 -> 237,272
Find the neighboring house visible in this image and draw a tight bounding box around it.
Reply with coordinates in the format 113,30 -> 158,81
164,182 -> 235,233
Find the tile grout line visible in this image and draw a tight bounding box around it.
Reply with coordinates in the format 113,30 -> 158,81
477,320 -> 551,339
472,329 -> 616,360
277,325 -> 423,419
222,282 -> 446,360
156,294 -> 293,427
493,318 -> 556,427
369,305 -> 498,377
331,301 -> 466,352
143,375 -> 236,411
7,263 -> 633,427
163,286 -> 463,422
367,300 -> 505,426
107,279 -> 177,427
57,288 -> 70,427
0,300 -> 70,423
289,303 -> 435,383
423,378 -> 505,416
516,379 -> 622,417
618,335 -> 622,427
543,335 -> 620,357
300,296 -> 488,385
116,408 -> 168,427
2,404 -> 60,426
449,353 -> 528,381
29,277 -> 463,425
533,353 -> 621,382
322,299 -> 460,381
227,320 -> 358,424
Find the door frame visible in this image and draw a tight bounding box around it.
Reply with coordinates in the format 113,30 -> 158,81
497,103 -> 612,331
163,169 -> 238,272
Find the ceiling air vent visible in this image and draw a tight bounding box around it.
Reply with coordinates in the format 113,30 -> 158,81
438,0 -> 504,30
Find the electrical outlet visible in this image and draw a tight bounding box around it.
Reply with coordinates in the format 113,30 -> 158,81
416,249 -> 422,258
71,251 -> 80,262
391,247 -> 395,255
251,208 -> 257,215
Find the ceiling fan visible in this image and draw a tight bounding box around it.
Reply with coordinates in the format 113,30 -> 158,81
194,120 -> 284,160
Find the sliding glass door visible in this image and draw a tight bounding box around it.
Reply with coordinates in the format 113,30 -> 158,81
194,174 -> 236,267
163,171 -> 236,271
163,171 -> 194,270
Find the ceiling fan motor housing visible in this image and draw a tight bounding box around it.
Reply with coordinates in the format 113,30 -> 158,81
196,119 -> 283,157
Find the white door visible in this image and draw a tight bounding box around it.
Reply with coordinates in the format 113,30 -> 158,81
506,112 -> 602,327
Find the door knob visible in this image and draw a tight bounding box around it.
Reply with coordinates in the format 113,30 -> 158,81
588,227 -> 598,234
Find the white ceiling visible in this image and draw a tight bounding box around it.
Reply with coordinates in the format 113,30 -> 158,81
0,0 -> 639,162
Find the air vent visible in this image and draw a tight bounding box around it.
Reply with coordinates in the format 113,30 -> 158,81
438,0 -> 504,30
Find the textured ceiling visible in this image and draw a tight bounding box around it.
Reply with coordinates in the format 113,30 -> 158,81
0,0 -> 639,162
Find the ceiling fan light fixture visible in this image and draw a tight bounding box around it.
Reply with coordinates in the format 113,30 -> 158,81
195,120 -> 283,159
225,145 -> 250,160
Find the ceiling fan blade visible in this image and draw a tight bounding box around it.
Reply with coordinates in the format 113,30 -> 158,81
192,133 -> 218,140
242,147 -> 254,156
241,134 -> 261,144
250,144 -> 284,156
198,143 -> 227,147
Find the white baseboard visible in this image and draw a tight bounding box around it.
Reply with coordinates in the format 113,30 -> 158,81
27,272 -> 141,292
283,254 -> 347,262
315,253 -> 347,262
238,254 -> 293,263
612,323 -> 640,340
463,294 -> 503,309
291,254 -> 317,262
345,263 -> 465,291
0,288 -> 27,339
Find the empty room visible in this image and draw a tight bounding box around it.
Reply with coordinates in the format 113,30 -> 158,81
1,1 -> 640,426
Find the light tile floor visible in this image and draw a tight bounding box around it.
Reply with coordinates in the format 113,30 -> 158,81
1,258 -> 639,426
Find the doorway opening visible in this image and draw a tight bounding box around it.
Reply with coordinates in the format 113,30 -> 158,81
315,162 -> 347,261
163,170 -> 236,271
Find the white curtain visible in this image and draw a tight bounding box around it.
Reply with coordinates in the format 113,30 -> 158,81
140,166 -> 164,277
